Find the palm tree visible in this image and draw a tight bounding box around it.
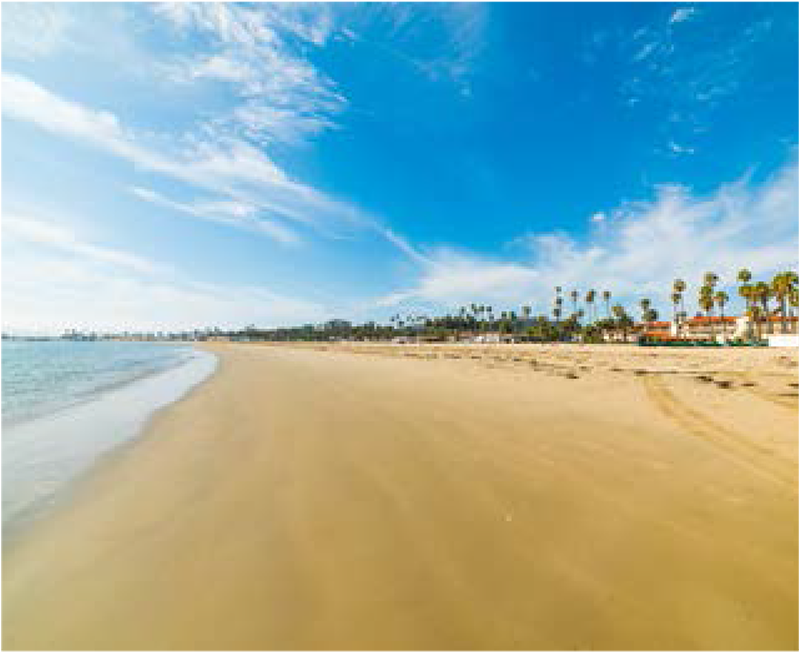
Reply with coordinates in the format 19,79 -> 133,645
737,269 -> 751,299
699,285 -> 715,337
602,290 -> 611,318
553,295 -> 563,326
671,291 -> 682,337
522,305 -> 532,323
639,298 -> 651,329
673,279 -> 686,319
612,304 -> 629,341
570,290 -> 579,320
703,272 -> 719,288
753,281 -> 773,334
771,271 -> 799,334
585,290 -> 596,324
738,283 -> 754,338
749,305 -> 764,341
737,269 -> 752,319
714,291 -> 729,340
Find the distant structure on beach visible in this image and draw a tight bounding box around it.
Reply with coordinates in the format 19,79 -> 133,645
641,314 -> 799,342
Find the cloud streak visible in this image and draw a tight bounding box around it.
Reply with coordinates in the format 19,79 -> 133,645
4,213 -> 172,277
1,72 -> 370,245
128,187 -> 301,246
3,214 -> 329,333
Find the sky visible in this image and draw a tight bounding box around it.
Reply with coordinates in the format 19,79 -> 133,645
2,2 -> 798,334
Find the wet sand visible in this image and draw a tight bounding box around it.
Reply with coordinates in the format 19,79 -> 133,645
3,343 -> 797,650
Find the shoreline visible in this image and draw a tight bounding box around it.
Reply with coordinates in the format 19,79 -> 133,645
3,342 -> 797,650
2,345 -> 218,540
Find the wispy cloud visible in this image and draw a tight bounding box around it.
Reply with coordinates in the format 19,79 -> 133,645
377,159 -> 799,315
376,249 -> 537,309
3,214 -> 329,333
4,213 -> 172,277
669,7 -> 697,25
154,3 -> 345,146
667,140 -> 695,156
621,6 -> 778,155
2,3 -> 75,60
341,3 -> 489,96
1,72 -> 370,245
128,187 -> 301,246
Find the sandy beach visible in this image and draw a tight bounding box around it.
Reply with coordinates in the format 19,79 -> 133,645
3,342 -> 797,650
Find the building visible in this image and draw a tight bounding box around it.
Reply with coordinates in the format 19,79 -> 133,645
638,314 -> 798,342
677,316 -> 738,340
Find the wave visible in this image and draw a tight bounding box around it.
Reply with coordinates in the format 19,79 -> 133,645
2,347 -> 218,538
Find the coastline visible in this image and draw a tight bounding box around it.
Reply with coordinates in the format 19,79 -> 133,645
2,345 -> 218,539
3,342 -> 797,650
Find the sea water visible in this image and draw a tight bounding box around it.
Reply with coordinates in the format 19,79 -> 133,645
2,340 -> 217,534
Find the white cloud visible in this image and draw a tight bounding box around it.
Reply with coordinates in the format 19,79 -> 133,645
377,248 -> 538,309
669,7 -> 697,25
154,3 -> 345,146
621,6 -> 771,152
3,214 -> 171,277
128,187 -> 301,246
3,256 -> 330,334
1,72 -> 371,245
2,3 -> 75,60
668,140 -> 696,155
3,215 -> 329,333
633,41 -> 658,62
2,71 -> 128,151
590,212 -> 606,223
230,104 -> 337,146
376,160 -> 799,316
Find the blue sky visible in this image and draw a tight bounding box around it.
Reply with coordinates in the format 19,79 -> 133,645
3,2 -> 798,333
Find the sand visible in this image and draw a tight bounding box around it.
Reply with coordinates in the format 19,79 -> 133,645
3,342 -> 797,650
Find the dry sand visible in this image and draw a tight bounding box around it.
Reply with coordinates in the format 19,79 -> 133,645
3,342 -> 798,650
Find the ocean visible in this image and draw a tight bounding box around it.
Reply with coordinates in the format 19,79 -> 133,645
2,340 -> 217,534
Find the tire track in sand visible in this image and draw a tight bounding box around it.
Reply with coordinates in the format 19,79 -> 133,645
641,375 -> 796,488
734,373 -> 799,411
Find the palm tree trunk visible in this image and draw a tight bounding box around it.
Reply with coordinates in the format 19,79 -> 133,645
781,297 -> 787,334
763,299 -> 772,335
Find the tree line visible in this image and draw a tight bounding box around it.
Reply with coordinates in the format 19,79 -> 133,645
245,269 -> 798,343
